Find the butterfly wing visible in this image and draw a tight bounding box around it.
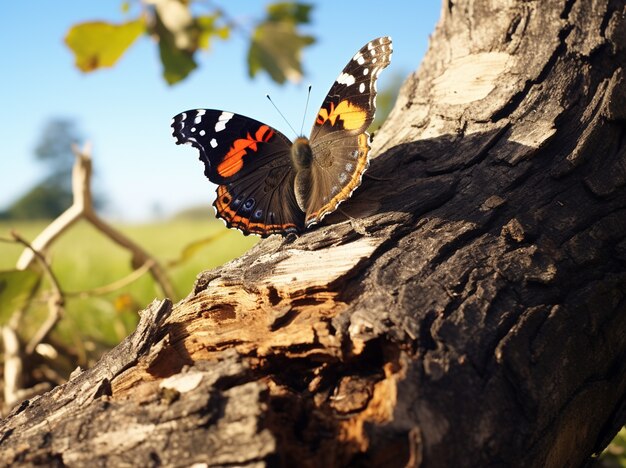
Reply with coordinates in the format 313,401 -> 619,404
305,36 -> 393,226
171,109 -> 305,236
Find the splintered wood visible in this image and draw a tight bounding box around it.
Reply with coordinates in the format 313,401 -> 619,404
111,236 -> 387,393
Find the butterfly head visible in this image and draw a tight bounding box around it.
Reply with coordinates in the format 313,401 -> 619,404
291,137 -> 313,171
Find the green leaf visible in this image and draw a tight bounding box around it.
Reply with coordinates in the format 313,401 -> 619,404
153,7 -> 197,85
248,21 -> 314,84
151,2 -> 228,84
65,19 -> 145,72
196,15 -> 230,50
267,2 -> 313,24
158,38 -> 197,85
0,269 -> 40,325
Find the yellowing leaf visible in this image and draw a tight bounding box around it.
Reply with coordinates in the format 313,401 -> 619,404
248,21 -> 314,84
0,269 -> 40,325
65,19 -> 145,72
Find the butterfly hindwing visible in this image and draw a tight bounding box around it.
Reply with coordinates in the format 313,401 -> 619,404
305,36 -> 393,225
171,110 -> 305,236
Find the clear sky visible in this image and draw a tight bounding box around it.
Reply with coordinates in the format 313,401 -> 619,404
1,1 -> 441,221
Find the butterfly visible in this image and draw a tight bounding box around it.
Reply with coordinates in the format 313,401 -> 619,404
171,36 -> 392,237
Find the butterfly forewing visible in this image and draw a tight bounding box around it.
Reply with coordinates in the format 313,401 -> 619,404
305,36 -> 393,225
171,109 -> 305,236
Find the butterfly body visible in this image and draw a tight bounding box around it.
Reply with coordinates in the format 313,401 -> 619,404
172,37 -> 393,237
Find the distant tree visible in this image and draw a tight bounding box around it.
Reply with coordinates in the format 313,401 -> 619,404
34,118 -> 80,181
3,119 -> 101,220
3,184 -> 73,220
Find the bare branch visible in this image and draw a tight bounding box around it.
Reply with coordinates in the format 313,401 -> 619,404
15,143 -> 176,298
10,231 -> 65,356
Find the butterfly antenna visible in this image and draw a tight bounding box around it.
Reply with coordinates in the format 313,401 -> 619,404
300,85 -> 312,136
266,94 -> 298,138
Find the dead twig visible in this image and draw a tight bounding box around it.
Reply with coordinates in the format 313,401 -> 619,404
10,231 -> 65,356
2,143 -> 176,411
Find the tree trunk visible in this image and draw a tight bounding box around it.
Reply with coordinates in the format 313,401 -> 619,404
2,1 -> 626,466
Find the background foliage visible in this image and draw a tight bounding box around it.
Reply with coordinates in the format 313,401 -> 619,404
65,0 -> 315,86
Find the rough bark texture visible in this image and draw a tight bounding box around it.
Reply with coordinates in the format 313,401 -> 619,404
2,0 -> 626,466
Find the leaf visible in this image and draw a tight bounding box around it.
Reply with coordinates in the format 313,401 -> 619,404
266,2 -> 313,24
153,3 -> 197,85
151,3 -> 229,84
248,21 -> 314,84
152,0 -> 195,50
196,15 -> 230,50
0,269 -> 40,325
158,38 -> 197,85
65,19 -> 145,72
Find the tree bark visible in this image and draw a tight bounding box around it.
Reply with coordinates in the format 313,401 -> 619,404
2,0 -> 626,466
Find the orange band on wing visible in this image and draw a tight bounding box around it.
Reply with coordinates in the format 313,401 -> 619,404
316,100 -> 367,130
217,125 -> 274,178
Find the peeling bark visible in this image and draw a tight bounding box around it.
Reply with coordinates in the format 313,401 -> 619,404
2,1 -> 626,466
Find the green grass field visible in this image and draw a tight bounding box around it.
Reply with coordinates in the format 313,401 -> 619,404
0,218 -> 257,354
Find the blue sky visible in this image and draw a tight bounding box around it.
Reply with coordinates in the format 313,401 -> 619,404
1,1 -> 440,221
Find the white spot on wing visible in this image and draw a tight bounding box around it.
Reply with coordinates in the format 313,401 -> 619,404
199,130 -> 206,136
345,162 -> 354,171
367,42 -> 375,50
215,111 -> 234,132
363,68 -> 369,76
359,83 -> 365,93
337,72 -> 356,86
194,109 -> 206,124
339,173 -> 347,183
210,138 -> 218,148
